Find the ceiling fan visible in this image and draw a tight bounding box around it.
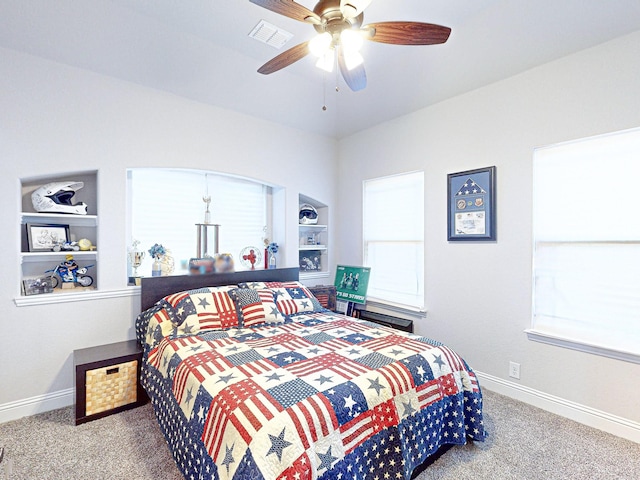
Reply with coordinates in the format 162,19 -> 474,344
249,0 -> 451,91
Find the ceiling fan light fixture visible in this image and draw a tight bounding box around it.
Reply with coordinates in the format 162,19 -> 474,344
309,32 -> 332,57
340,28 -> 364,52
316,48 -> 335,72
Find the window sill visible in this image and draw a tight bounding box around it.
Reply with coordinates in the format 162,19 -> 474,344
525,329 -> 640,365
363,298 -> 427,321
300,271 -> 330,280
14,287 -> 140,307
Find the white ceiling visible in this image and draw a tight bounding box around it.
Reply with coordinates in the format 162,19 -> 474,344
2,0 -> 640,138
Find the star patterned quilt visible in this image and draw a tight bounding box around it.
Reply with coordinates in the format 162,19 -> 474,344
135,283 -> 485,480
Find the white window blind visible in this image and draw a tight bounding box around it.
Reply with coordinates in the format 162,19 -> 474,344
129,169 -> 267,275
363,171 -> 424,310
532,127 -> 640,357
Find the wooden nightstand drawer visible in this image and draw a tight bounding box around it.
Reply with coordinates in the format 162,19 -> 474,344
74,340 -> 147,425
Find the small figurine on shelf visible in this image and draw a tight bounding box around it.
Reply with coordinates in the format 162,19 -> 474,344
60,255 -> 79,283
44,255 -> 94,289
214,253 -> 235,273
266,242 -> 278,269
148,243 -> 166,277
241,247 -> 259,270
77,238 -> 93,251
52,241 -> 80,252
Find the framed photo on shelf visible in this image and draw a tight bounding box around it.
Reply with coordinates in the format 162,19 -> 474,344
299,250 -> 322,271
26,223 -> 70,252
447,166 -> 496,241
22,276 -> 54,296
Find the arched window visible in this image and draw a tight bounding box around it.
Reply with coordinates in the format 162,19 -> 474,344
127,168 -> 274,277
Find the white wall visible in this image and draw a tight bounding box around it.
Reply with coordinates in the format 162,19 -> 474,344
2,26 -> 640,436
0,47 -> 337,408
337,31 -> 640,423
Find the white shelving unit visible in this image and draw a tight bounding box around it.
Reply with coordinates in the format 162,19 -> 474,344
19,171 -> 99,298
298,194 -> 329,279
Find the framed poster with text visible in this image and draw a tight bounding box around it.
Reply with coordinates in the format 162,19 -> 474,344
447,166 -> 496,241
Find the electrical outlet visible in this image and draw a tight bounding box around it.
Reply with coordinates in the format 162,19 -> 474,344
509,361 -> 521,379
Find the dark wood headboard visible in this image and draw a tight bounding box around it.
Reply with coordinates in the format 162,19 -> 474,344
140,267 -> 300,312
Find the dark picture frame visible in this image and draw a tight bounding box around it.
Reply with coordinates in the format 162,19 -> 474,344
447,166 -> 496,241
26,223 -> 71,252
299,249 -> 322,272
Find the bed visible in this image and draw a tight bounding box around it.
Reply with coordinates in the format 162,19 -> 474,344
135,268 -> 485,480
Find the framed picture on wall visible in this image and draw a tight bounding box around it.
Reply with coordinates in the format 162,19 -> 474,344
447,166 -> 496,241
26,223 -> 71,252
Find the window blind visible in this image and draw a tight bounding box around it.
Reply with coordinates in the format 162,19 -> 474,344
363,171 -> 424,309
129,169 -> 267,275
532,127 -> 640,355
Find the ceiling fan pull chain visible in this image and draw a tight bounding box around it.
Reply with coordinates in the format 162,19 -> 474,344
322,69 -> 328,111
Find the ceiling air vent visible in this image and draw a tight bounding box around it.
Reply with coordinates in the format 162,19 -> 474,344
248,20 -> 293,49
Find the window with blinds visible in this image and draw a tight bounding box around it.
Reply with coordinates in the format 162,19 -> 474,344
363,171 -> 424,310
531,127 -> 640,360
128,169 -> 268,275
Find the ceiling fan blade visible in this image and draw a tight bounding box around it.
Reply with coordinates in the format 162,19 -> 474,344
258,41 -> 310,74
338,48 -> 367,92
249,0 -> 321,25
340,0 -> 372,19
364,21 -> 451,45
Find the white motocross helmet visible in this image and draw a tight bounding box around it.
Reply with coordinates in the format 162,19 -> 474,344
299,203 -> 318,225
31,181 -> 88,215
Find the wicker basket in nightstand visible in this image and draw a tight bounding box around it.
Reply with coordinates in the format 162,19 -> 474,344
85,359 -> 138,416
74,340 -> 147,425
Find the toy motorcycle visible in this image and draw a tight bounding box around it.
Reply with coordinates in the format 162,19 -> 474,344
45,263 -> 94,289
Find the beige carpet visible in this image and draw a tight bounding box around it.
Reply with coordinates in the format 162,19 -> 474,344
0,390 -> 639,479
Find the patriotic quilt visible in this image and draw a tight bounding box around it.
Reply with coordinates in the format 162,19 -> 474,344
136,285 -> 485,480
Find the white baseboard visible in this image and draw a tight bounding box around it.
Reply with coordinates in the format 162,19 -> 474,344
3,375 -> 640,445
0,388 -> 74,424
476,371 -> 640,444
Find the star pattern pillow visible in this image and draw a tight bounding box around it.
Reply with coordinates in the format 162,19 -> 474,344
229,288 -> 288,327
273,284 -> 323,315
161,285 -> 240,333
239,281 -> 324,314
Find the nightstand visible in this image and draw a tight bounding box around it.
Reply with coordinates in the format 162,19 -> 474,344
74,339 -> 147,425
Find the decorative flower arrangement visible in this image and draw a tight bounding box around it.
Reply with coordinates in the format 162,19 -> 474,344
266,242 -> 278,269
148,243 -> 166,260
149,243 -> 169,277
266,242 -> 278,255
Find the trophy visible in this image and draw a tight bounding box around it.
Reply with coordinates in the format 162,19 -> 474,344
196,195 -> 219,258
203,195 -> 211,224
129,239 -> 145,283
